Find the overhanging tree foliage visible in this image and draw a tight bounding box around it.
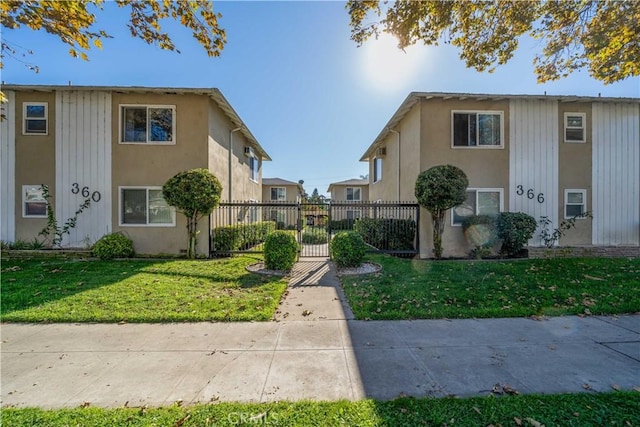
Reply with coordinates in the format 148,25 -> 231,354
415,165 -> 468,259
163,169 -> 222,259
347,0 -> 639,84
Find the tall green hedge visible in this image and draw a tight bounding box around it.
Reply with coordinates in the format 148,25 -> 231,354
212,221 -> 276,253
354,218 -> 416,251
328,219 -> 356,231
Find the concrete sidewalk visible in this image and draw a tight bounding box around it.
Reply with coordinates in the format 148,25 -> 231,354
1,259 -> 639,409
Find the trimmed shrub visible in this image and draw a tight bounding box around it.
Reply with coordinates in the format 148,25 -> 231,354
212,221 -> 276,253
301,228 -> 328,244
331,231 -> 367,268
496,212 -> 537,257
329,219 -> 356,231
354,218 -> 416,252
264,231 -> 298,271
462,215 -> 497,258
92,232 -> 134,260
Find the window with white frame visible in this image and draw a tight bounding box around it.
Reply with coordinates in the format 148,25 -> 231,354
23,185 -> 47,217
249,200 -> 259,223
23,102 -> 48,135
346,187 -> 361,201
120,187 -> 175,226
120,105 -> 175,143
269,209 -> 285,224
373,157 -> 383,182
452,111 -> 503,147
565,189 -> 587,218
270,187 -> 286,201
564,113 -> 586,143
452,188 -> 503,226
249,157 -> 259,182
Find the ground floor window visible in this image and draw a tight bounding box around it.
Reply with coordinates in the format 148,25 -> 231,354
120,187 -> 175,226
23,185 -> 47,217
565,189 -> 587,218
346,210 -> 362,220
452,188 -> 503,226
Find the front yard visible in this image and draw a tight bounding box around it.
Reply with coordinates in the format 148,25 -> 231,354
341,255 -> 640,320
0,256 -> 288,323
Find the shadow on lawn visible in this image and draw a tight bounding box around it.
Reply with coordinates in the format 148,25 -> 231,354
0,256 -> 282,317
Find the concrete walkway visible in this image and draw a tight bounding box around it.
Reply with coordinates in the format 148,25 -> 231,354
1,259 -> 639,409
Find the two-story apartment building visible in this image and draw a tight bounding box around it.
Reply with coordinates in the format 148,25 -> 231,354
1,85 -> 271,255
360,92 -> 640,258
327,178 -> 369,221
261,177 -> 304,228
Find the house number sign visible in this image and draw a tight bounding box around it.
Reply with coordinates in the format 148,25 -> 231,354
71,182 -> 102,203
515,185 -> 544,204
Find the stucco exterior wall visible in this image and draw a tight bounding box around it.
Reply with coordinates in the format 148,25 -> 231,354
14,91 -> 57,242
557,102 -> 592,245
110,92 -> 209,255
330,185 -> 369,202
419,98 -> 511,258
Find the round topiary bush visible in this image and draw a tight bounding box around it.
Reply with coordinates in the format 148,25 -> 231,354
92,232 -> 134,260
330,231 -> 367,268
264,231 -> 298,271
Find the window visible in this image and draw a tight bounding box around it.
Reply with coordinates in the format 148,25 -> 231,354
270,209 -> 285,223
120,105 -> 175,144
452,111 -> 503,147
346,187 -> 361,201
270,187 -> 286,201
23,102 -> 48,135
452,188 -> 503,226
565,189 -> 587,218
249,157 -> 259,182
23,185 -> 47,217
346,210 -> 362,220
373,157 -> 382,183
564,113 -> 586,143
120,187 -> 175,226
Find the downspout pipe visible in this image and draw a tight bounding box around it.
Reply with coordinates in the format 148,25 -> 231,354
388,128 -> 401,201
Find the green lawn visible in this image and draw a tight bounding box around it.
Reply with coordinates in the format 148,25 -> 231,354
342,255 -> 640,320
2,392 -> 638,426
0,256 -> 288,323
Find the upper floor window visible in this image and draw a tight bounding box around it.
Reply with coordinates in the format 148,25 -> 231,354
564,113 -> 586,143
23,102 -> 48,135
346,187 -> 361,201
23,185 -> 47,217
452,188 -> 503,226
120,187 -> 175,226
249,157 -> 259,182
452,111 -> 503,148
120,105 -> 175,144
373,157 -> 383,183
271,187 -> 286,201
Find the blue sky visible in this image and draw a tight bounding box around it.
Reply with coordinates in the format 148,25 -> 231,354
3,1 -> 638,196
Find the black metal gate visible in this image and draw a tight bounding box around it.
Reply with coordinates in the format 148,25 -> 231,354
210,201 -> 419,258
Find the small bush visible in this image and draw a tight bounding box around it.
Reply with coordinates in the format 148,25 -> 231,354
496,212 -> 537,257
331,231 -> 367,268
212,222 -> 276,253
354,218 -> 416,252
301,228 -> 328,244
462,215 -> 497,259
92,233 -> 134,260
264,231 -> 298,271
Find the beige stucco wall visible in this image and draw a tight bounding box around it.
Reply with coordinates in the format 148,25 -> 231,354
418,98 -> 511,258
110,92 -> 209,255
262,184 -> 301,202
330,185 -> 369,202
14,91 -> 56,242
558,102 -> 592,245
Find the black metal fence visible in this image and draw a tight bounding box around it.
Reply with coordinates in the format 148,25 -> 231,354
210,201 -> 419,258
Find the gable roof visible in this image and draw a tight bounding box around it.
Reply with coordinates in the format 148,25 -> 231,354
360,91 -> 640,161
263,178 -> 304,192
2,84 -> 271,161
327,178 -> 368,192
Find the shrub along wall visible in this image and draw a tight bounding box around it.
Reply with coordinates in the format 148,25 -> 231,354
212,221 -> 276,252
354,218 -> 416,251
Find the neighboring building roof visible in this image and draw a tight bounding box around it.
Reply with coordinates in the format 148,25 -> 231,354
2,84 -> 272,161
327,179 -> 368,193
360,91 -> 640,161
263,178 -> 304,192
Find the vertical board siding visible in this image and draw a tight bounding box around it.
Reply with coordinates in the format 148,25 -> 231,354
56,91 -> 112,247
0,90 -> 16,241
592,103 -> 640,245
509,99 -> 559,246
